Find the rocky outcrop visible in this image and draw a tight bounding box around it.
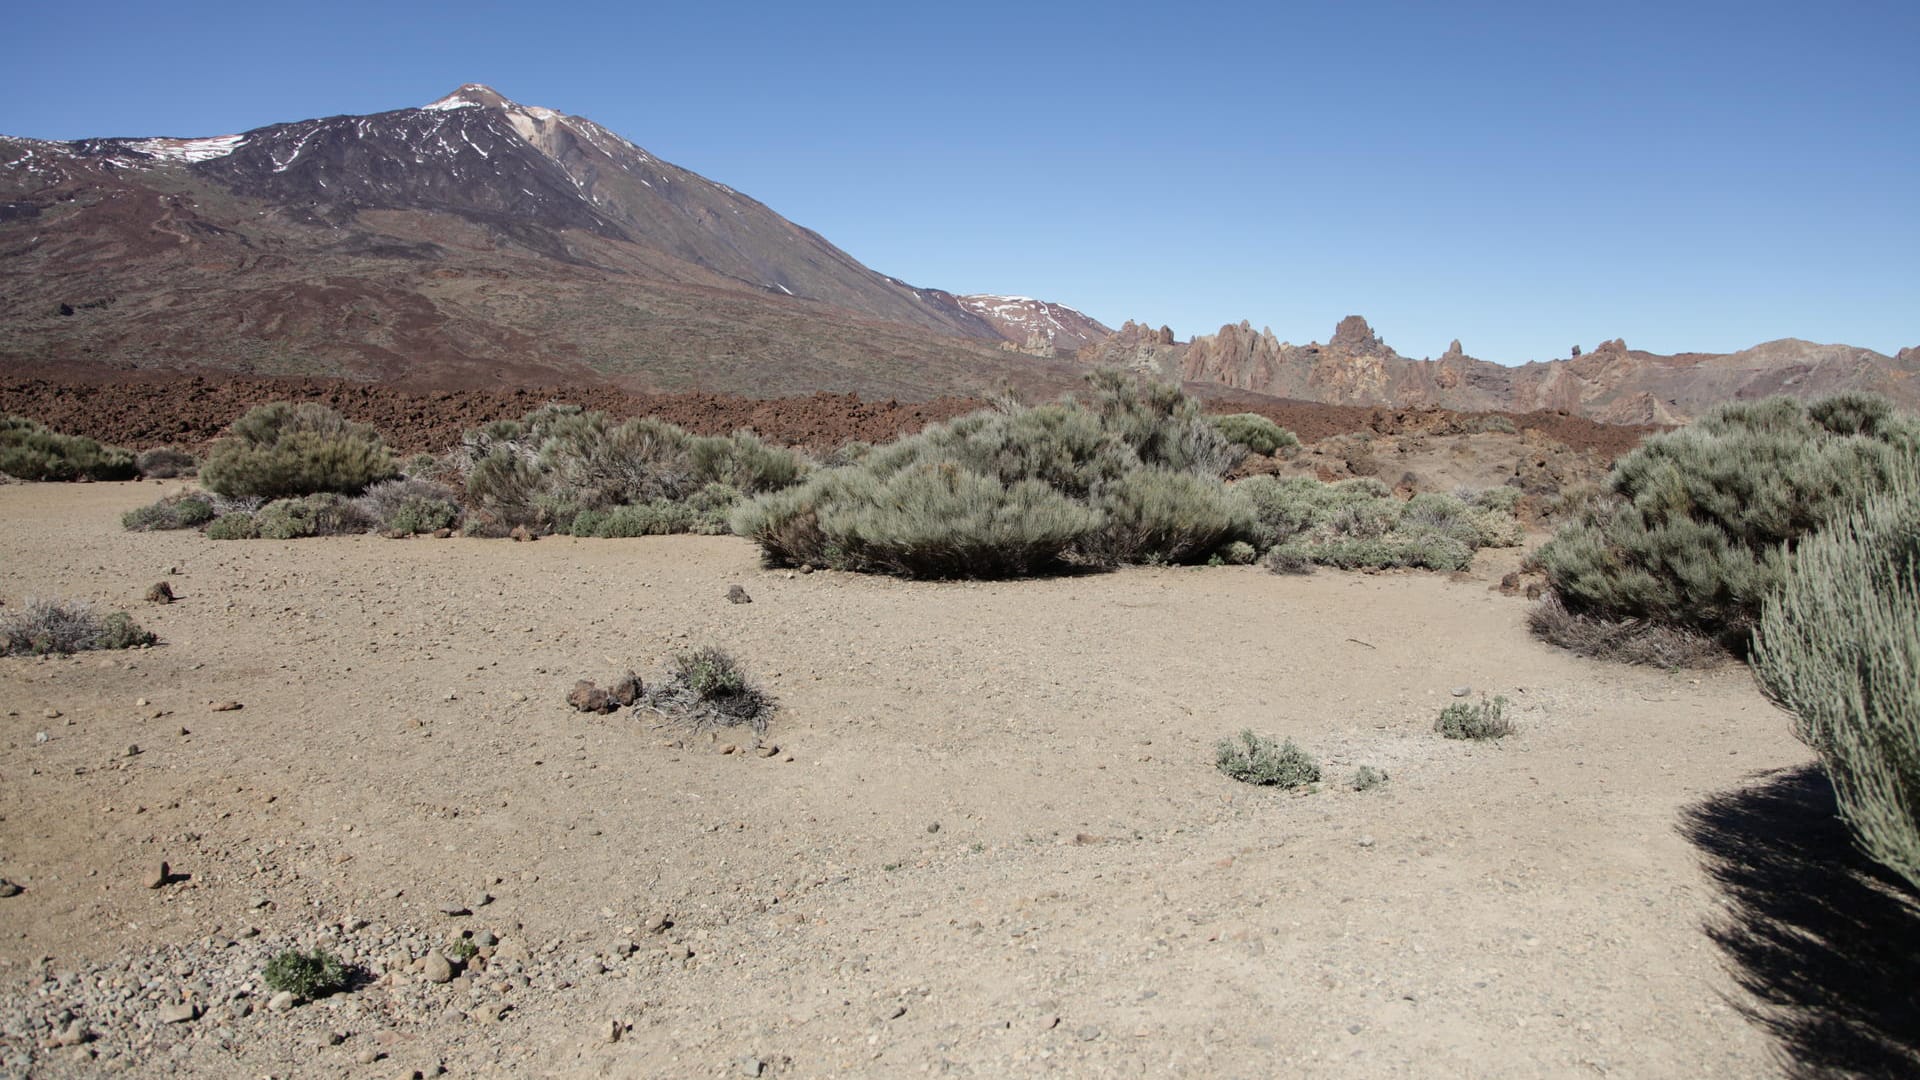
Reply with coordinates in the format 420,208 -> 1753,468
1078,316 -> 1920,424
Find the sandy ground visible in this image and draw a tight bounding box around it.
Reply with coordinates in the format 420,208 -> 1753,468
0,481 -> 1812,1078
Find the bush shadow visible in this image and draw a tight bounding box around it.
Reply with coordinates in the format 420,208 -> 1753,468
1681,764 -> 1920,1078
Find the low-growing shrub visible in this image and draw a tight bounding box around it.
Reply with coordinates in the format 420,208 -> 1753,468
1264,546 -> 1316,575
0,415 -> 137,482
1215,731 -> 1321,787
1525,592 -> 1727,668
1212,412 -> 1300,456
134,446 -> 198,478
122,492 -> 217,532
1436,696 -> 1514,740
1350,765 -> 1389,791
1271,533 -> 1474,572
262,948 -> 349,1001
642,646 -> 777,733
1536,392 -> 1919,646
457,406 -> 806,535
1752,461 -> 1920,890
205,512 -> 260,540
0,599 -> 154,656
200,402 -> 398,499
354,478 -> 464,534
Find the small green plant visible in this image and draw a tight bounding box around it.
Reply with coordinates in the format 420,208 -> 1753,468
0,599 -> 154,656
1436,696 -> 1514,740
446,938 -> 479,964
262,948 -> 349,1001
1350,765 -> 1389,791
1214,730 -> 1321,788
675,646 -> 748,699
644,646 -> 777,733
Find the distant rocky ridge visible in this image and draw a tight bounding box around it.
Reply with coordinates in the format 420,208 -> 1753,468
1083,315 -> 1918,424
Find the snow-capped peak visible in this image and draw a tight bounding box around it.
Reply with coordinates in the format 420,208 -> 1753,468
423,84 -> 520,112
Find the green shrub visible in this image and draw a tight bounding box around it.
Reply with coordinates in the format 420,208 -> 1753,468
807,465 -> 1104,578
122,492 -> 217,532
1752,462 -> 1920,890
445,938 -> 479,964
457,407 -> 804,535
1086,467 -> 1260,565
205,512 -> 260,540
135,446 -> 198,479
0,599 -> 154,655
1350,765 -> 1389,791
1264,546 -> 1316,575
0,415 -> 136,481
1211,413 -> 1299,455
1272,533 -> 1474,572
1085,369 -> 1242,477
200,402 -> 398,499
1537,392 -> 1918,645
733,373 -> 1269,578
1220,540 -> 1258,565
1214,731 -> 1321,788
262,948 -> 349,1001
1436,696 -> 1514,740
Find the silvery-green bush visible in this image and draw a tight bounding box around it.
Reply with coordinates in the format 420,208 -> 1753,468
1752,461 -> 1920,890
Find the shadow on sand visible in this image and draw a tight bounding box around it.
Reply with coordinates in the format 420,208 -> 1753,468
1681,764 -> 1920,1078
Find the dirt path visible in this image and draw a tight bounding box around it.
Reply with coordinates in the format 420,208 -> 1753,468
0,482 -> 1808,1077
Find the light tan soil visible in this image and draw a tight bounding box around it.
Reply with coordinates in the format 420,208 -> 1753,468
0,482 -> 1807,1077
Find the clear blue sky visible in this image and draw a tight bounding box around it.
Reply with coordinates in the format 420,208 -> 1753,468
6,1 -> 1915,363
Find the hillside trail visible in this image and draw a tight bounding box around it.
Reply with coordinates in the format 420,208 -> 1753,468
0,482 -> 1806,1077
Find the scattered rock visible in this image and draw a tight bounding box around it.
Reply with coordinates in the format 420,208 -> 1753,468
886,1004 -> 907,1021
42,709 -> 61,720
1450,686 -> 1472,697
125,744 -> 141,757
644,914 -> 671,934
422,952 -> 455,984
509,526 -> 536,542
926,822 -> 941,834
144,582 -> 174,604
157,1002 -> 197,1024
607,671 -> 643,708
737,1057 -> 765,1077
211,701 -> 243,712
602,1019 -> 623,1044
49,1019 -> 90,1047
356,1048 -> 383,1065
566,680 -> 615,715
0,879 -> 21,898
1076,1024 -> 1102,1042
726,585 -> 752,604
267,991 -> 297,1013
144,862 -> 171,889
437,902 -> 471,917
754,745 -> 779,758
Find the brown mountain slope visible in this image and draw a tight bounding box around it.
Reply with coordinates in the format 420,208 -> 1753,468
0,85 -> 1104,398
1083,315 -> 1918,423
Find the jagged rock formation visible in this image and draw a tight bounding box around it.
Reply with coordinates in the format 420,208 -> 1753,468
1075,320 -> 1181,376
1098,315 -> 1918,424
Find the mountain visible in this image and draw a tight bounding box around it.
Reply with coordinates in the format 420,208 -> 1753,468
0,84 -> 1095,396
956,295 -> 1111,354
1085,315 -> 1918,423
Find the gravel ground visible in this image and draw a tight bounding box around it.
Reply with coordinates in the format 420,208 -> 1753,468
0,481 -> 1812,1077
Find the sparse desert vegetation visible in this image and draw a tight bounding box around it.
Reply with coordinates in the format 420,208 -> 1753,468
0,414 -> 136,482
